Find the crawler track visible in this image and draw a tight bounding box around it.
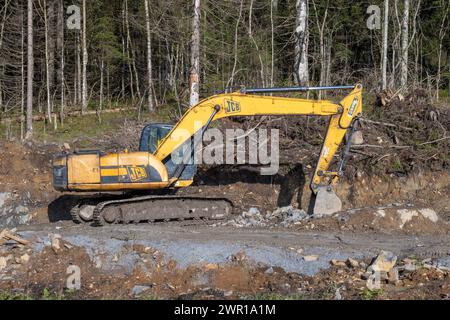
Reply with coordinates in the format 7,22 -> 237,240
70,195 -> 233,226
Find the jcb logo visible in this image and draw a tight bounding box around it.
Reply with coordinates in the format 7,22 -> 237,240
127,166 -> 148,181
225,100 -> 241,114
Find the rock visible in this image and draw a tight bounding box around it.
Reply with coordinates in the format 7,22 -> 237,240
265,267 -> 274,274
331,259 -> 346,267
303,255 -> 319,262
367,251 -> 397,273
229,251 -> 247,262
334,288 -> 342,300
403,263 -> 418,272
375,209 -> 386,218
49,233 -> 62,252
347,258 -> 359,268
204,263 -> 218,271
18,214 -> 31,225
418,208 -> 439,223
350,130 -> 364,145
0,256 -> 7,270
247,207 -> 260,216
131,285 -> 151,297
94,256 -> 103,268
15,205 -> 29,214
224,290 -> 233,297
397,209 -> 419,229
19,253 -> 30,264
191,273 -> 210,287
388,268 -> 399,284
0,192 -> 11,208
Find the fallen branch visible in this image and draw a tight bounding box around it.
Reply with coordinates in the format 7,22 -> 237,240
351,144 -> 412,149
1,107 -> 137,124
360,118 -> 414,132
0,229 -> 30,245
418,136 -> 449,146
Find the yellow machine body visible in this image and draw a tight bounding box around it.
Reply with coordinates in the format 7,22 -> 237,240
53,151 -> 173,191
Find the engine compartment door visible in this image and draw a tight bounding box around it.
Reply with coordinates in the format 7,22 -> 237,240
68,154 -> 101,184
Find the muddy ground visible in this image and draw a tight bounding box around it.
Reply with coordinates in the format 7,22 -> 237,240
0,94 -> 449,300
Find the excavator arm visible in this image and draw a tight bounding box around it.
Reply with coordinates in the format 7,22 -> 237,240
155,84 -> 363,193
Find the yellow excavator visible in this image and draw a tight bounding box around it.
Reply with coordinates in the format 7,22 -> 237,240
52,84 -> 363,225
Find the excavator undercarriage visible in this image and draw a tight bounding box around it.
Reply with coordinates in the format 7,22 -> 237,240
70,195 -> 233,226
53,84 -> 363,225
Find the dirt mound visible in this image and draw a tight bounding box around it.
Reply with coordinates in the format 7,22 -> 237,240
0,141 -> 53,192
0,141 -> 58,227
301,206 -> 450,236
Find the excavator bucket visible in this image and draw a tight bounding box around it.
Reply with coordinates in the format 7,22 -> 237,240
313,186 -> 342,217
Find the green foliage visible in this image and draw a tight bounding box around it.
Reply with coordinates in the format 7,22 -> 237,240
390,159 -> 404,173
91,16 -> 122,64
41,288 -> 64,300
0,291 -> 33,300
251,292 -> 305,300
360,288 -> 383,300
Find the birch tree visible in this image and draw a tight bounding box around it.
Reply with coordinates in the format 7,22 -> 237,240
0,0 -> 9,111
381,0 -> 389,90
312,0 -> 328,93
57,0 -> 64,120
400,0 -> 409,90
294,0 -> 309,86
81,0 -> 88,113
42,0 -> 52,123
25,0 -> 33,140
436,0 -> 450,100
189,0 -> 200,107
144,0 -> 154,111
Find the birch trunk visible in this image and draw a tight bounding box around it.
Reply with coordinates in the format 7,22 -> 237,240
0,0 -> 9,111
124,0 -> 134,100
270,0 -> 275,86
294,0 -> 309,86
381,0 -> 389,90
189,0 -> 201,107
144,0 -> 154,111
58,0 -> 64,120
43,0 -> 52,123
76,34 -> 81,105
100,59 -> 104,111
436,1 -> 449,100
20,1 -> 25,139
48,0 -> 55,108
81,0 -> 88,113
26,0 -> 34,140
400,0 -> 409,90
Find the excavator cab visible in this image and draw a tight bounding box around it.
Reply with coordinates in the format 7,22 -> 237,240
139,123 -> 197,181
139,123 -> 173,153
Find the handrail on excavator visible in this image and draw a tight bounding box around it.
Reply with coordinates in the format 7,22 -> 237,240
239,85 -> 356,94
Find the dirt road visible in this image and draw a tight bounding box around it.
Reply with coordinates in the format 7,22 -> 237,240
17,223 -> 450,276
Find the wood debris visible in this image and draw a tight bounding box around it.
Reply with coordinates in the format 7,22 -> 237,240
0,229 -> 30,246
